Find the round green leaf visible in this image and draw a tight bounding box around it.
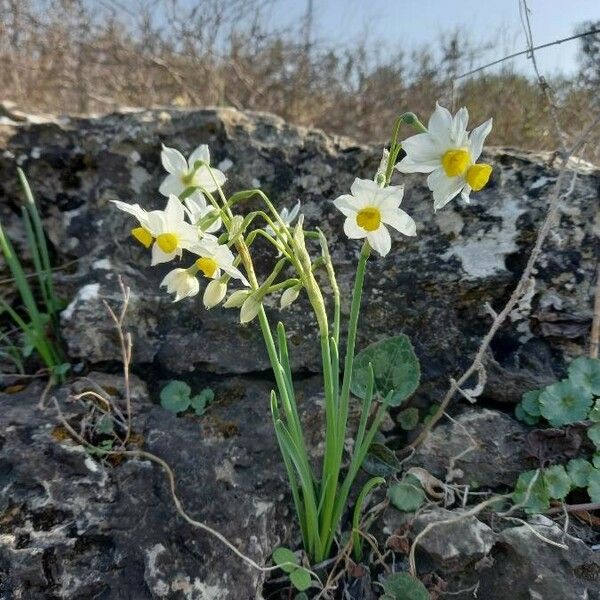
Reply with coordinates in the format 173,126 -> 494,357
388,476 -> 425,512
568,357 -> 600,395
539,380 -> 593,427
272,547 -> 299,574
521,389 -> 542,417
290,568 -> 311,592
567,458 -> 593,488
160,380 -> 191,413
588,423 -> 600,448
587,468 -> 600,503
351,335 -> 420,407
589,399 -> 600,423
515,404 -> 539,426
398,408 -> 419,431
191,387 -> 215,416
512,470 -> 550,514
382,572 -> 430,600
543,465 -> 572,500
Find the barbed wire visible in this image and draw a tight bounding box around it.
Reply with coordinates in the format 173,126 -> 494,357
454,26 -> 600,82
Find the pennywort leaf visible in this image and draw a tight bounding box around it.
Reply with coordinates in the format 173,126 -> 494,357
568,357 -> 600,396
160,380 -> 191,413
538,380 -> 593,427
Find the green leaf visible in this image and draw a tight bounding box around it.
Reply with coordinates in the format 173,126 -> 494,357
388,475 -> 426,512
398,407 -> 419,431
191,387 -> 215,416
381,572 -> 430,600
521,389 -> 542,417
515,404 -> 539,425
362,443 -> 403,476
512,470 -> 550,514
568,357 -> 600,396
289,568 -> 311,592
567,458 -> 593,488
538,380 -> 593,427
272,547 -> 299,574
160,380 -> 191,414
594,454 -> 600,469
543,465 -> 572,500
589,400 -> 600,423
587,468 -> 600,502
588,423 -> 600,448
351,335 -> 420,407
97,414 -> 114,435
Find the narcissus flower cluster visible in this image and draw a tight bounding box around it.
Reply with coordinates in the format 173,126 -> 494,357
111,102 -> 493,567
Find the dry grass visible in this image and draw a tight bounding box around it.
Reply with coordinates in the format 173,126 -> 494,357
0,0 -> 598,161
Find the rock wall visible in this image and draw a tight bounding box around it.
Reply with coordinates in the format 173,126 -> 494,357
0,107 -> 598,394
0,108 -> 599,599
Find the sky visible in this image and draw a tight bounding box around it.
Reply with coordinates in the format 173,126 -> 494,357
264,0 -> 599,76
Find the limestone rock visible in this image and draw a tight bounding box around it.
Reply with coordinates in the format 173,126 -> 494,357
408,408 -> 530,488
0,108 -> 597,403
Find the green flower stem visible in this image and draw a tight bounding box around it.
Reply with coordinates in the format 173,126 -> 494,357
317,241 -> 371,555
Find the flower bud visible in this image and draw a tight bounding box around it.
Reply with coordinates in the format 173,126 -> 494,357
223,289 -> 249,308
203,279 -> 227,309
229,215 -> 245,243
280,286 -> 300,309
240,295 -> 261,324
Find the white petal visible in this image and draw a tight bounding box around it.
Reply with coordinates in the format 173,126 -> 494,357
111,200 -> 148,226
161,145 -> 187,174
396,156 -> 438,174
151,242 -> 177,265
381,208 -> 417,236
367,226 -> 392,257
350,178 -> 379,200
398,133 -> 441,170
159,173 -> 184,197
375,185 -> 404,210
193,167 -> 226,193
451,107 -> 469,146
164,194 -> 185,226
188,144 -> 211,168
427,103 -> 453,146
333,194 -> 361,217
160,268 -> 185,289
344,216 -> 367,239
427,169 -> 465,211
461,184 -> 473,204
469,118 -> 493,162
222,264 -> 249,286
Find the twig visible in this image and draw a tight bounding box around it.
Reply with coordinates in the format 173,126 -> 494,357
547,502 -> 600,515
590,264 -> 600,359
408,91 -> 600,454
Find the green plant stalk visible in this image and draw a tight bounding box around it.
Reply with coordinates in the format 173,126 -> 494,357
17,168 -> 59,324
317,241 -> 371,556
352,476 -> 385,562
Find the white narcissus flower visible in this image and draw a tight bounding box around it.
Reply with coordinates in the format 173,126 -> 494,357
159,144 -> 226,197
203,279 -> 227,309
333,178 -> 416,257
113,196 -> 202,265
192,238 -> 249,286
160,268 -> 199,302
396,103 -> 493,211
184,190 -> 222,233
